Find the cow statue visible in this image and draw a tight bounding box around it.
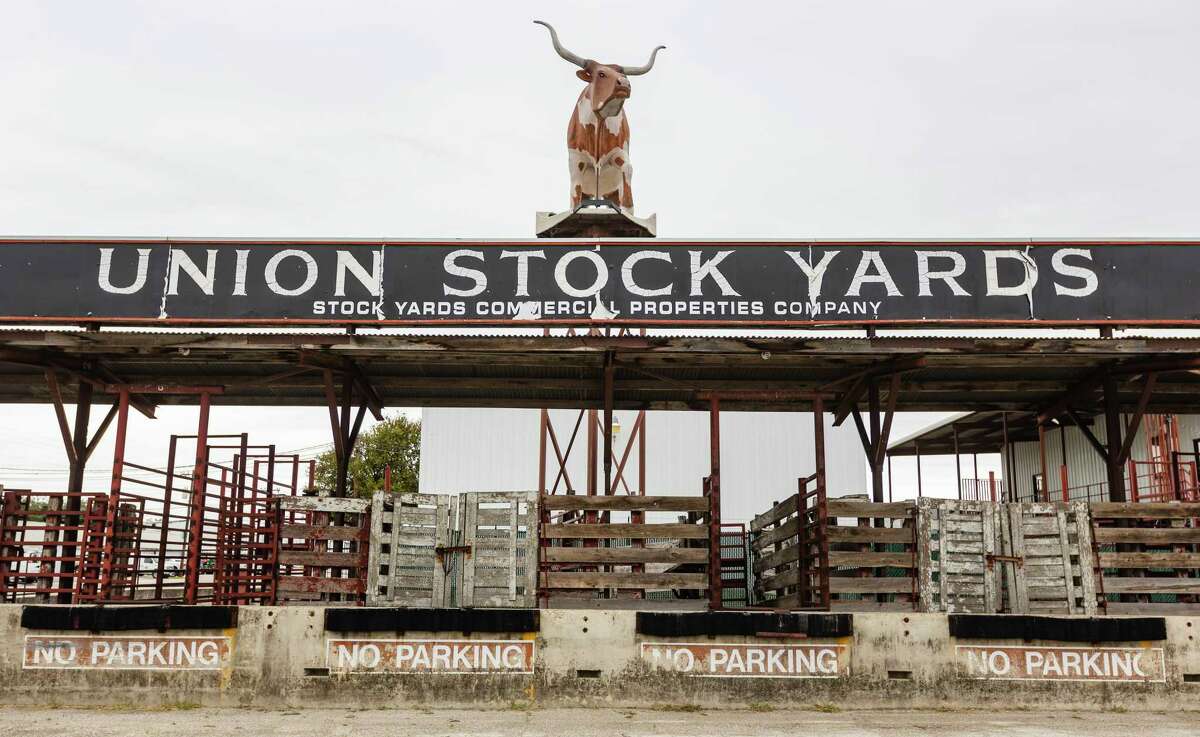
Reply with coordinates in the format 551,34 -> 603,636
534,20 -> 664,212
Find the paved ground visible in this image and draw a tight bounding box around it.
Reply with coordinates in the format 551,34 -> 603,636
2,706 -> 1198,736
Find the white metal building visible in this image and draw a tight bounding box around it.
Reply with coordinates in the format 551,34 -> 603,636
419,408 -> 867,523
891,412 -> 1200,502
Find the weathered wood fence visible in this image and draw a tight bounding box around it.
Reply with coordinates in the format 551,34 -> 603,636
538,493 -> 712,607
751,496 -> 1199,616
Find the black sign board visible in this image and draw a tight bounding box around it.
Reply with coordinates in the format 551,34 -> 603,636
1,239 -> 1196,327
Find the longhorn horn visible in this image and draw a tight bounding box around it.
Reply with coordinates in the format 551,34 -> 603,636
621,45 -> 666,76
533,20 -> 588,69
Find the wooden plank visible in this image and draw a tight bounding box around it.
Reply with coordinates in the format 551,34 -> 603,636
279,524 -> 365,541
542,523 -> 707,540
543,547 -> 709,564
1054,507 -> 1078,615
1073,501 -> 1099,616
1098,552 -> 1200,568
1103,601 -> 1200,615
1101,577 -> 1200,594
276,496 -> 369,514
759,568 -> 800,592
826,500 -> 915,519
1005,504 -> 1028,614
366,492 -> 385,603
829,577 -> 917,594
1089,502 -> 1200,519
278,550 -> 363,568
541,572 -> 708,589
750,494 -> 799,533
545,495 -> 709,513
917,498 -> 935,613
461,493 -> 477,607
277,577 -> 364,594
755,517 -> 801,548
828,550 -> 915,568
753,543 -> 801,573
827,526 -> 913,544
1093,528 -> 1200,544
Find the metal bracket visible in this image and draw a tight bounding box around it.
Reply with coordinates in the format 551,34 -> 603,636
986,554 -> 1023,570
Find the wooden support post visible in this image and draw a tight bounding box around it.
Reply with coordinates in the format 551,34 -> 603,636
707,396 -> 722,610
953,423 -> 962,500
812,396 -> 829,609
915,440 -> 923,498
868,381 -> 883,503
1103,372 -> 1127,502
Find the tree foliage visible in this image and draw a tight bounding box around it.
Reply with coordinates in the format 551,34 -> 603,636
315,414 -> 420,497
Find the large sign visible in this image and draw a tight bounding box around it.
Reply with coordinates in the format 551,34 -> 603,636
640,642 -> 846,678
957,645 -> 1166,683
1,240 -> 1198,327
326,638 -> 535,675
23,635 -> 231,671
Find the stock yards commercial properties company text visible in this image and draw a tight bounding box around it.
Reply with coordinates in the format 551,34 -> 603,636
1,240 -> 1197,325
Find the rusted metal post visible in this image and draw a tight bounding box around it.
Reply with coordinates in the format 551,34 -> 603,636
384,465 -> 392,492
1129,457 -> 1140,502
183,392 -> 211,604
988,470 -> 997,502
707,395 -> 722,610
154,434 -> 179,599
602,352 -> 614,498
98,388 -> 131,600
537,409 -> 549,494
1060,423 -> 1070,500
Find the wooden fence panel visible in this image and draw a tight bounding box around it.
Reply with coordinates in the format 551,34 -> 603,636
825,498 -> 917,612
1001,502 -> 1098,615
917,498 -> 1001,613
275,496 -> 369,605
456,491 -> 538,608
365,492 -> 448,607
1090,501 -> 1200,614
539,493 -> 710,606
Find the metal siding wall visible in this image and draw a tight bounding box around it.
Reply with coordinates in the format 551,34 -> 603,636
418,408 -> 866,523
1006,415 -> 1200,501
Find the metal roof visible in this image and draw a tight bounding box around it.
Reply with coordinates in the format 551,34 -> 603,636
3,330 -> 1200,415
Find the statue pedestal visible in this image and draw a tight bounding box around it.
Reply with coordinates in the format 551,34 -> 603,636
535,201 -> 656,238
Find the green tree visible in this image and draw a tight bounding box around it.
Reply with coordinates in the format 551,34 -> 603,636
315,414 -> 420,497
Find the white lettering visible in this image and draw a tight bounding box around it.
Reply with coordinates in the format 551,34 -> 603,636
97,248 -> 151,295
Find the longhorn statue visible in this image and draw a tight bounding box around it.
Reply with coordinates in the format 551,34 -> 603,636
535,20 -> 664,212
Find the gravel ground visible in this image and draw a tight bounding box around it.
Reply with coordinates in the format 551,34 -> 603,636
1,705 -> 1197,737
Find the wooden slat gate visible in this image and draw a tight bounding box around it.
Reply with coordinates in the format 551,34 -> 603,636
749,475 -> 829,609
455,491 -> 538,608
366,492 -> 450,607
1000,502 -> 1098,615
366,491 -> 537,608
917,498 -> 1001,613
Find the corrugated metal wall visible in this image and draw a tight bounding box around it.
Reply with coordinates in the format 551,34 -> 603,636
419,408 -> 866,523
1007,415 -> 1200,501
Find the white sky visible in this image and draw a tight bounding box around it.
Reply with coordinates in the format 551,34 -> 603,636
2,1 -> 1198,496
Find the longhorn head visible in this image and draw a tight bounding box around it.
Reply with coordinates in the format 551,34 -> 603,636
534,20 -> 665,116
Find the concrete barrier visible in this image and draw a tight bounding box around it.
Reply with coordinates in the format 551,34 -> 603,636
1,605 -> 1198,710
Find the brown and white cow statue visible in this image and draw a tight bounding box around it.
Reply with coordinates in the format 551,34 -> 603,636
534,20 -> 664,211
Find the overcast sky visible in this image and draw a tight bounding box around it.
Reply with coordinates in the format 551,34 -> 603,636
2,1 -> 1198,495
